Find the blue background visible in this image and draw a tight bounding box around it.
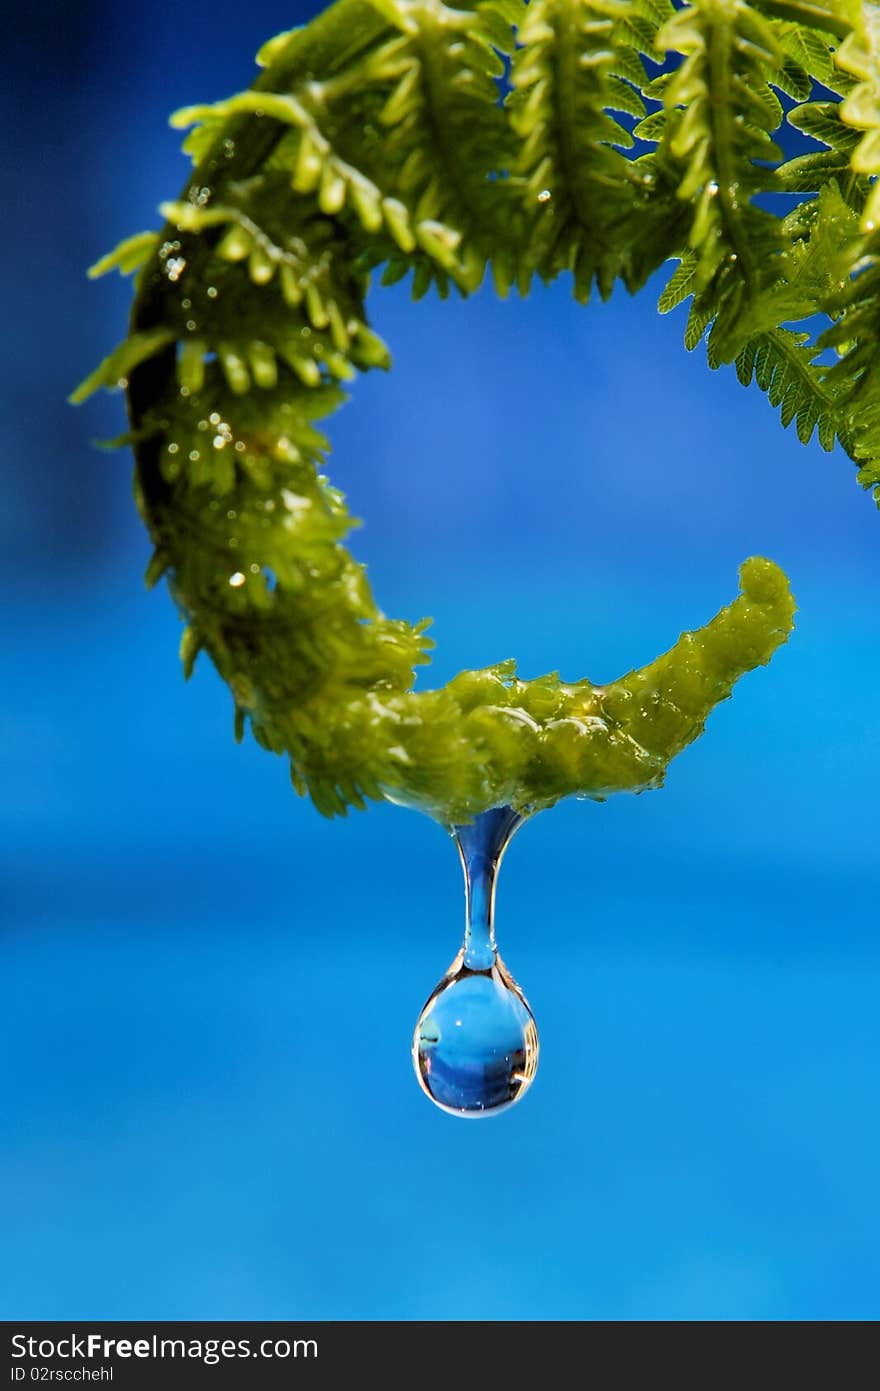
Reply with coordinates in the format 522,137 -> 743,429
3,1 -> 880,1320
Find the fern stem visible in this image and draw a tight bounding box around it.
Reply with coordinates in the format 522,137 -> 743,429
411,6 -> 492,240
555,3 -> 593,214
704,0 -> 759,287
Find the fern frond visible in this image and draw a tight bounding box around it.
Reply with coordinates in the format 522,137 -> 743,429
816,253 -> 880,488
358,0 -> 518,294
837,1 -> 880,228
735,326 -> 843,447
653,0 -> 789,362
749,0 -> 852,42
509,0 -> 683,301
90,0 -> 880,820
768,17 -> 838,96
70,327 -> 177,404
88,231 -> 160,280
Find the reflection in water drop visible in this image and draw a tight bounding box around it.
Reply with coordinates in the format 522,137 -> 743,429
413,806 -> 539,1118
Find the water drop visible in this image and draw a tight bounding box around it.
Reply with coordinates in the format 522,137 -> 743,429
413,806 -> 539,1118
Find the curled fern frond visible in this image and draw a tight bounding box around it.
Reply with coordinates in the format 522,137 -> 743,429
89,0 -> 880,819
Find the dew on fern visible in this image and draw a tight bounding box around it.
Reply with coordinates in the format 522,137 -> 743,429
72,0 -> 880,1115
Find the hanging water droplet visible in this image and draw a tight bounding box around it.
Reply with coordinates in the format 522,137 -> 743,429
413,806 -> 539,1118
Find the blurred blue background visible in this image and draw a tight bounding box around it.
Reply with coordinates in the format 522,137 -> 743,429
3,0 -> 880,1321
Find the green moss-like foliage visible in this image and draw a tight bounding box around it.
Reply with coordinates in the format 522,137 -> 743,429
75,0 -> 872,819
